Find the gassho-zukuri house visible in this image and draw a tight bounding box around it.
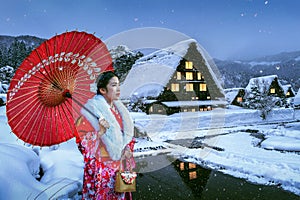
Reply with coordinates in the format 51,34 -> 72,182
245,75 -> 285,98
120,39 -> 226,115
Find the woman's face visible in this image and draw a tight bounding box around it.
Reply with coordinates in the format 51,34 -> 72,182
100,76 -> 120,104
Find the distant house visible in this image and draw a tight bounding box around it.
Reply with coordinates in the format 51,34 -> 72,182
120,39 -> 225,115
282,84 -> 295,98
245,75 -> 285,98
224,88 -> 245,106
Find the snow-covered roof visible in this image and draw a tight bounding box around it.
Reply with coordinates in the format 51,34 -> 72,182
282,84 -> 295,96
245,75 -> 282,93
224,88 -> 244,104
121,39 -> 224,99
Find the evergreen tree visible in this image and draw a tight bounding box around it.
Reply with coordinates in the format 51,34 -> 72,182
110,45 -> 143,83
0,47 -> 9,67
243,79 -> 278,120
7,39 -> 28,69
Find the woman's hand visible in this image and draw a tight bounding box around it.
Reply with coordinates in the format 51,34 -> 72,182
98,118 -> 110,137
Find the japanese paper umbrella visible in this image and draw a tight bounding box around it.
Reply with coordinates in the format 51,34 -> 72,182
6,31 -> 113,146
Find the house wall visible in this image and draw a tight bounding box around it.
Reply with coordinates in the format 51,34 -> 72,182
146,42 -> 224,115
268,79 -> 285,97
232,90 -> 245,106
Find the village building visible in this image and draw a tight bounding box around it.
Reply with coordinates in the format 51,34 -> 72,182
282,84 -> 296,98
224,88 -> 245,106
120,39 -> 225,115
245,75 -> 285,98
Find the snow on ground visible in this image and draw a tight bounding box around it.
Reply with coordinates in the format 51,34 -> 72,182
132,107 -> 300,196
0,106 -> 83,200
0,104 -> 300,198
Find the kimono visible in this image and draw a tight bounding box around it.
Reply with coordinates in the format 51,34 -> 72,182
75,95 -> 135,200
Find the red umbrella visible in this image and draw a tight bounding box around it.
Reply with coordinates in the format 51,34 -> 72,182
6,31 -> 113,146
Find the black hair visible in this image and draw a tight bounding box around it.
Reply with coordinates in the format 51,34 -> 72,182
96,71 -> 118,95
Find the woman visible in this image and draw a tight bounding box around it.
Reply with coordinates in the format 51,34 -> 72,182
75,71 -> 135,200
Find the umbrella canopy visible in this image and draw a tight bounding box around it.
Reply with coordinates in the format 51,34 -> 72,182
6,31 -> 113,146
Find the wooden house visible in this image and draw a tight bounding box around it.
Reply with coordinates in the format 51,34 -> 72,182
120,39 -> 225,115
224,88 -> 245,106
245,75 -> 285,98
282,84 -> 295,98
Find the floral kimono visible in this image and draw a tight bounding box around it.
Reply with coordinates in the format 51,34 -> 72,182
75,95 -> 135,200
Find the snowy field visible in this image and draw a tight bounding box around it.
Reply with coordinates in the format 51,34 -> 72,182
0,105 -> 300,199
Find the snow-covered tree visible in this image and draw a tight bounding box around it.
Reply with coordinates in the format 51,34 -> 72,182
0,65 -> 14,93
7,40 -> 29,69
127,93 -> 147,112
243,79 -> 279,120
110,45 -> 143,83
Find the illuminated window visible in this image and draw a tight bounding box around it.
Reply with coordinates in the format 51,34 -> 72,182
200,83 -> 207,91
207,96 -> 211,99
207,106 -> 212,111
189,171 -> 197,180
186,83 -> 193,91
149,106 -> 153,113
199,108 -> 204,111
185,61 -> 193,69
237,97 -> 243,102
180,162 -> 185,171
186,72 -> 193,80
190,108 -> 196,112
286,91 -> 290,96
171,83 -> 179,92
189,163 -> 196,169
197,72 -> 202,80
270,88 -> 275,94
176,72 -> 181,80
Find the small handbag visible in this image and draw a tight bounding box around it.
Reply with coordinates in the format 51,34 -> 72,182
115,159 -> 137,193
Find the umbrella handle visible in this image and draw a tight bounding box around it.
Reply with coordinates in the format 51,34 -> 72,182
64,91 -> 99,120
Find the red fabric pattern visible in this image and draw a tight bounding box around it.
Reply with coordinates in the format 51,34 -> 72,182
76,112 -> 135,200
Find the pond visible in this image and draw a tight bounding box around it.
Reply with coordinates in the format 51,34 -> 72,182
132,154 -> 300,200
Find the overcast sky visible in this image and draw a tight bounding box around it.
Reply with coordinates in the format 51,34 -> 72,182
1,0 -> 300,60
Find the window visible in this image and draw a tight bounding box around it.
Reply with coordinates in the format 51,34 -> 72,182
189,171 -> 197,180
237,97 -> 243,102
149,106 -> 153,113
270,88 -> 275,94
180,162 -> 185,171
197,72 -> 202,80
207,96 -> 211,99
186,72 -> 193,80
171,83 -> 179,92
186,83 -> 193,91
286,91 -> 290,96
176,72 -> 181,80
189,163 -> 196,169
185,61 -> 193,69
199,83 -> 207,91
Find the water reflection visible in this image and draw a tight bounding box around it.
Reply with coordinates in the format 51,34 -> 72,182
173,159 -> 211,199
133,154 -> 211,200
133,155 -> 300,200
